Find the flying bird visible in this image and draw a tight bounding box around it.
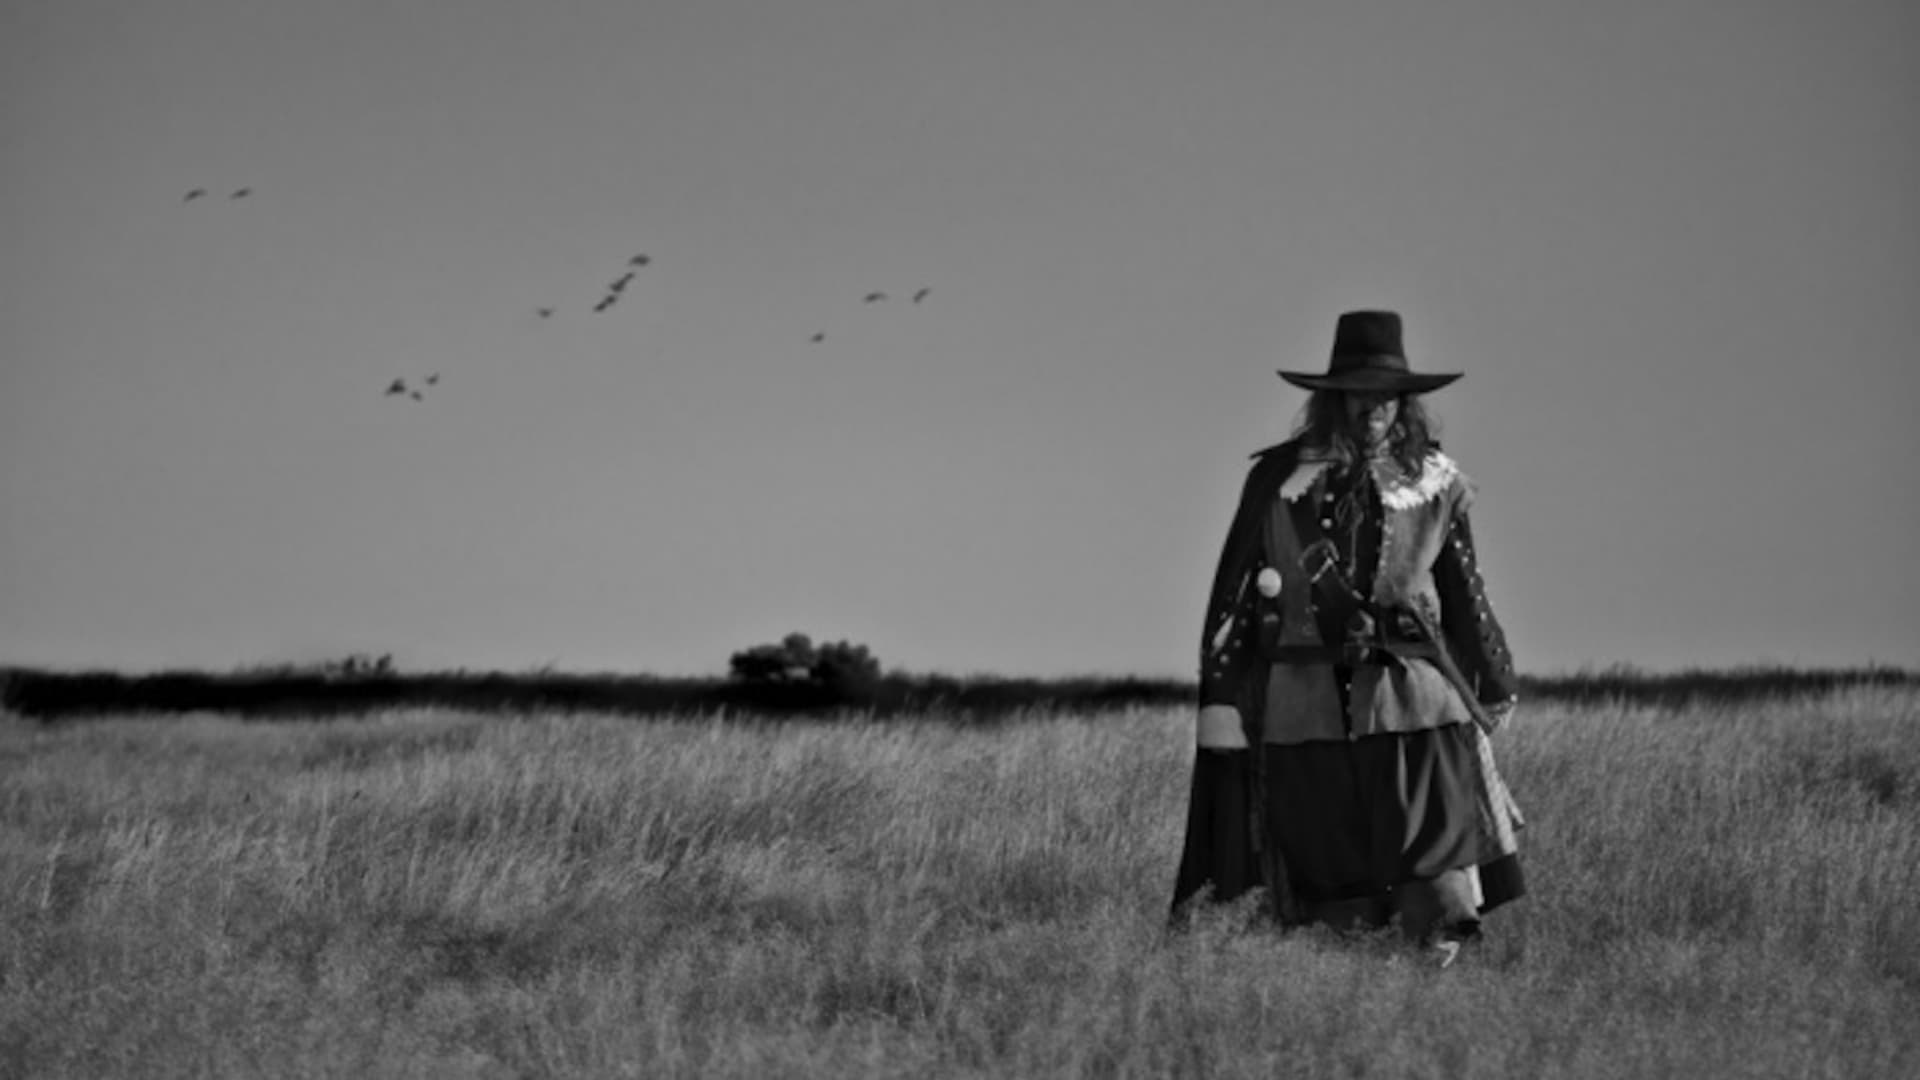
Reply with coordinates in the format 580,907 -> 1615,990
183,189 -> 207,202
912,287 -> 931,303
229,188 -> 251,199
385,379 -> 407,396
537,307 -> 555,319
425,373 -> 440,386
608,272 -> 635,292
811,332 -> 826,343
863,292 -> 888,303
409,391 -> 424,401
628,254 -> 651,267
593,298 -> 614,313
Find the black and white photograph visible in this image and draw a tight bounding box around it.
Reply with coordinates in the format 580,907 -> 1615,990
3,1 -> 1915,1076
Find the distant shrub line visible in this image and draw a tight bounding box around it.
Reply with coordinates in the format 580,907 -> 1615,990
2,660 -> 1914,722
0,667 -> 1197,722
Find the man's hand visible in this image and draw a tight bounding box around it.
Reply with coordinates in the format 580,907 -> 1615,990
1481,697 -> 1518,733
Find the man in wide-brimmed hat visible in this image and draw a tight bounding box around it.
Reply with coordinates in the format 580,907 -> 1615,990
1171,310 -> 1525,963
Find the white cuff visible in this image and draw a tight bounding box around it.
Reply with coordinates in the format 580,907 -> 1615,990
1197,704 -> 1249,749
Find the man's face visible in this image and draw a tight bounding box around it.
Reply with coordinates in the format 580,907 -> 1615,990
1344,392 -> 1399,446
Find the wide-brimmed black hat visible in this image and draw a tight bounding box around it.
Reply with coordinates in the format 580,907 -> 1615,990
1277,310 -> 1461,394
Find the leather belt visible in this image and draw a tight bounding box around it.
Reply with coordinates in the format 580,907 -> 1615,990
1285,536 -> 1439,667
1267,640 -> 1442,666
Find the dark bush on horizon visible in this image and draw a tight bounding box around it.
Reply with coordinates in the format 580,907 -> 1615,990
724,633 -> 884,711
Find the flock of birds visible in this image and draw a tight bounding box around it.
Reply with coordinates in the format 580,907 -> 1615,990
530,254 -> 935,358
384,373 -> 439,402
183,187 -> 250,201
181,187 -> 938,402
811,287 -> 932,343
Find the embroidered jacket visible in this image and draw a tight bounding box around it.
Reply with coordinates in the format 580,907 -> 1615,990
1198,441 -> 1518,746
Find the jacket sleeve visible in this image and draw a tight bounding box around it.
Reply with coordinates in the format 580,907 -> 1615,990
1432,486 -> 1520,707
1198,450 -> 1287,708
1200,562 -> 1263,708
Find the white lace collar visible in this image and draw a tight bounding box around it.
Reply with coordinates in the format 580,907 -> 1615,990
1378,451 -> 1459,509
1280,449 -> 1459,509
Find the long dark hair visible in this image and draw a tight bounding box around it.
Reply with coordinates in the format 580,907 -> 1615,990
1290,390 -> 1439,477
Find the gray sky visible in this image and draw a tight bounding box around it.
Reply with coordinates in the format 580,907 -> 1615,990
4,0 -> 1916,677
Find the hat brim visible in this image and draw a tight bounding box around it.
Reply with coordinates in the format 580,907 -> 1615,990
1277,369 -> 1462,394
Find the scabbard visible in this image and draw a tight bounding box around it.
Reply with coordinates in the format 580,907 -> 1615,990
1404,607 -> 1499,734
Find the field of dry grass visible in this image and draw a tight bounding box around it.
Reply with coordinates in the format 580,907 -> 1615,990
4,686 -> 1918,1078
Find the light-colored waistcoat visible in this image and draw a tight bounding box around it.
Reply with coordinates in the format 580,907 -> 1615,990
1257,450 -> 1476,744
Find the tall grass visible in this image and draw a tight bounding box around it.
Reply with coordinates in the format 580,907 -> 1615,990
3,688 -> 1917,1078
